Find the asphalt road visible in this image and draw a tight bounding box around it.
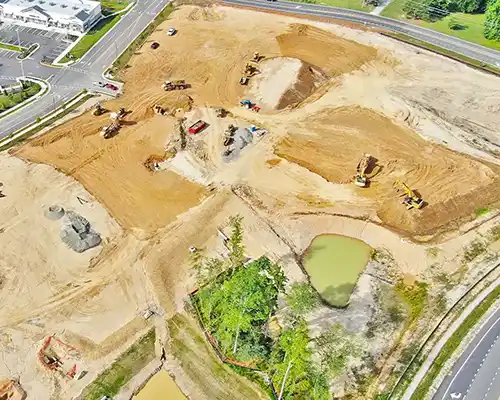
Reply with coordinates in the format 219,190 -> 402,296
0,0 -> 170,139
433,306 -> 500,400
222,0 -> 500,67
2,0 -> 500,140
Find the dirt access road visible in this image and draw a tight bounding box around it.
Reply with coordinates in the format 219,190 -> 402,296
2,4 -> 500,399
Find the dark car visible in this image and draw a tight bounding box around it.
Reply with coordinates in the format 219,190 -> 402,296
105,83 -> 118,91
151,41 -> 160,49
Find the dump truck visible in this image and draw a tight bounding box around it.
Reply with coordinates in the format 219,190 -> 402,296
239,77 -> 249,85
354,154 -> 373,187
100,121 -> 120,139
188,120 -> 207,134
162,80 -> 189,91
393,180 -> 424,210
93,102 -> 104,116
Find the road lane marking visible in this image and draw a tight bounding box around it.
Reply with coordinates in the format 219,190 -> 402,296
442,313 -> 500,400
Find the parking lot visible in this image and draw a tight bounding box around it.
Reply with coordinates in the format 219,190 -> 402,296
0,23 -> 76,63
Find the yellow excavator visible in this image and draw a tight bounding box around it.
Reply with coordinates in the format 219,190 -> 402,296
393,179 -> 424,210
354,154 -> 373,187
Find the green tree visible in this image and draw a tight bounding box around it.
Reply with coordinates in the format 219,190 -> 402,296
485,0 -> 500,39
449,0 -> 484,12
270,320 -> 312,400
286,282 -> 320,316
228,214 -> 245,273
403,0 -> 431,20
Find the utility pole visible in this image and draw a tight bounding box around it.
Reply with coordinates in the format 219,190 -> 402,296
16,28 -> 25,78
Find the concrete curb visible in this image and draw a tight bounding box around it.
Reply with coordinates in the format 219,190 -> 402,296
0,90 -> 90,149
53,1 -> 137,66
0,77 -> 50,120
401,275 -> 500,400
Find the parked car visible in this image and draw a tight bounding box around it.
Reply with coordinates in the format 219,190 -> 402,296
105,83 -> 118,91
151,41 -> 160,49
167,27 -> 177,36
93,81 -> 105,88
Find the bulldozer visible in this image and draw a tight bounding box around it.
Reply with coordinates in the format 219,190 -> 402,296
92,102 -> 104,116
393,179 -> 424,210
162,80 -> 189,91
354,154 -> 373,187
215,107 -> 227,118
100,121 -> 120,139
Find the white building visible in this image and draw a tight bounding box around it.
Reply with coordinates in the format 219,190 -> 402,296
0,0 -> 102,34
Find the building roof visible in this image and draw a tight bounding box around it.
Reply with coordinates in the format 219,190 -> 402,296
0,0 -> 100,22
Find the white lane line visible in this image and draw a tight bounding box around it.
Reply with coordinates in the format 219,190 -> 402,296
442,313 -> 500,400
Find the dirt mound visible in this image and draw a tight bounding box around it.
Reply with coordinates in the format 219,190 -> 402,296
275,106 -> 500,237
276,24 -> 378,77
250,57 -> 327,110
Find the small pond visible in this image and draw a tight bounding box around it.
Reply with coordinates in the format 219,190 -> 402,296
302,234 -> 372,307
133,370 -> 186,400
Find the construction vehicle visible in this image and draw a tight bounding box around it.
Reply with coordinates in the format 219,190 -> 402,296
100,121 -> 120,139
240,99 -> 252,109
92,102 -> 104,116
244,63 -> 259,76
216,107 -> 227,118
153,104 -> 167,115
162,80 -> 189,91
354,154 -> 373,187
393,179 -> 424,210
251,52 -> 263,63
239,76 -> 249,85
223,124 -> 237,146
188,120 -> 207,134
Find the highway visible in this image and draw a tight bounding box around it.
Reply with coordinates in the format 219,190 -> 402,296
0,0 -> 170,139
222,0 -> 500,67
433,306 -> 500,400
2,0 -> 500,140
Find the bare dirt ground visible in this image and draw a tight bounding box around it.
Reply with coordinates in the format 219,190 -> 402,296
3,3 -> 500,399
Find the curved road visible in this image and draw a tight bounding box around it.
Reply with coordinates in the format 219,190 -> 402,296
223,0 -> 500,67
2,0 -> 500,139
433,306 -> 500,400
0,0 -> 170,139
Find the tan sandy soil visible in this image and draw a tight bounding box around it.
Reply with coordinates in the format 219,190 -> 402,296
4,4 -> 500,399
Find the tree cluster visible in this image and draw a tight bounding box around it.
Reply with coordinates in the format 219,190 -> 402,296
402,0 -> 491,25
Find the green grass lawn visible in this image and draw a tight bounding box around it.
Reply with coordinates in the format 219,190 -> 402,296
290,0 -> 374,11
101,0 -> 131,15
0,42 -> 23,52
419,13 -> 500,51
61,14 -> 121,62
381,2 -> 500,51
79,329 -> 156,400
0,82 -> 41,111
302,234 -> 372,307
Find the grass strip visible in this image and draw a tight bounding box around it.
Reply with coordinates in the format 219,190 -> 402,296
101,0 -> 131,15
79,329 -> 156,400
60,14 -> 122,62
289,0 -> 374,11
0,82 -> 41,111
410,285 -> 500,400
381,32 -> 500,76
111,4 -> 175,73
0,42 -> 24,52
0,93 -> 93,151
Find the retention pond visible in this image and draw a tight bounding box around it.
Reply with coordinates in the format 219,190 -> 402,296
302,234 -> 372,307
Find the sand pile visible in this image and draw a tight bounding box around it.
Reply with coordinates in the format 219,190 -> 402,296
250,57 -> 327,110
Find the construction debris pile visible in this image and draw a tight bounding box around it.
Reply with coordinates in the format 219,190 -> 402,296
222,126 -> 254,162
45,206 -> 101,253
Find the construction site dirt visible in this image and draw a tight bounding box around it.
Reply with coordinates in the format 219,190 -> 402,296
2,4 -> 500,399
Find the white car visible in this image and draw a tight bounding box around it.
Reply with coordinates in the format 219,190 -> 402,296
167,27 -> 177,36
93,81 -> 105,88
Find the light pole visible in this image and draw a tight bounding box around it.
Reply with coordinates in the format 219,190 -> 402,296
16,28 -> 25,78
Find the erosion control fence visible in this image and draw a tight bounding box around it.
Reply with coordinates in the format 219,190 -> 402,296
188,287 -> 278,399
